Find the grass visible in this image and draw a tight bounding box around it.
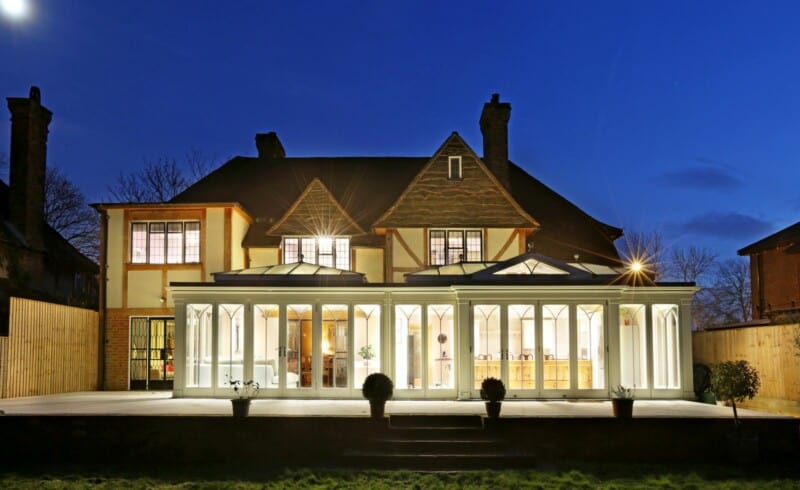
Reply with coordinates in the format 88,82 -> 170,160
1,464 -> 799,489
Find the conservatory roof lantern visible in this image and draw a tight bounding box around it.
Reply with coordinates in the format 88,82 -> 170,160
405,252 -> 625,285
212,261 -> 366,286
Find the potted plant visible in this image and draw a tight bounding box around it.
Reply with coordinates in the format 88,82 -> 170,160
693,363 -> 716,404
611,385 -> 634,418
362,372 -> 393,419
710,360 -> 760,428
228,378 -> 260,417
480,377 -> 506,418
358,344 -> 375,362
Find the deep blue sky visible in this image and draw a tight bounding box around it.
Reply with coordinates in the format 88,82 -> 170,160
1,1 -> 798,260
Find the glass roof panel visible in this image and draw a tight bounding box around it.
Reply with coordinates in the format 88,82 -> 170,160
567,262 -> 623,275
406,261 -> 496,277
493,258 -> 570,275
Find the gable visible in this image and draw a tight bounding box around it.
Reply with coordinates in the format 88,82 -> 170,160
374,133 -> 538,229
268,178 -> 364,236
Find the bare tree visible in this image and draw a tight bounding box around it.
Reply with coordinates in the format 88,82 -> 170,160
44,166 -> 99,261
185,147 -> 214,182
107,149 -> 216,203
713,257 -> 752,323
618,230 -> 665,279
662,245 -> 719,330
668,245 -> 718,282
692,258 -> 752,329
109,157 -> 186,203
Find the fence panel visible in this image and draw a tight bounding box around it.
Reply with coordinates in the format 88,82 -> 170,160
693,324 -> 800,416
0,337 -> 6,398
3,297 -> 99,398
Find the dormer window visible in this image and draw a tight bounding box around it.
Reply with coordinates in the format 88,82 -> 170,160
448,156 -> 462,181
283,236 -> 350,270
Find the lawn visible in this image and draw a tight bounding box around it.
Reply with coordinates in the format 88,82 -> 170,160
1,465 -> 800,489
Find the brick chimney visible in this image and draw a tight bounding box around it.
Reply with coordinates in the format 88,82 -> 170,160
255,131 -> 285,160
479,93 -> 511,189
7,86 -> 52,250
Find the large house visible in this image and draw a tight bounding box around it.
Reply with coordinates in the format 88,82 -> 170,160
95,94 -> 696,400
738,221 -> 800,321
1,87 -> 98,335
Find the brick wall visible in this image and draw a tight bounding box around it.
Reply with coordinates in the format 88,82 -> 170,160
756,248 -> 800,317
104,308 -> 175,390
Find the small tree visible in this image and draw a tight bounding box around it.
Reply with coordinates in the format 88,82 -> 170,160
710,360 -> 760,427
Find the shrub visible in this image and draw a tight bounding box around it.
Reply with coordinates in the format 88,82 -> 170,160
480,377 -> 506,402
362,372 -> 393,401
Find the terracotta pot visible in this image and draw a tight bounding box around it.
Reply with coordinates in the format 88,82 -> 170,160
231,398 -> 251,418
612,398 -> 634,419
369,399 -> 386,418
485,401 -> 502,418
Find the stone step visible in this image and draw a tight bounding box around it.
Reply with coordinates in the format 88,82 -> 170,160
371,437 -> 505,453
340,451 -> 535,470
388,414 -> 484,429
383,427 -> 485,440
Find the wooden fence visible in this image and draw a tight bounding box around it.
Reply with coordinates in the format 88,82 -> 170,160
693,323 -> 800,416
1,297 -> 99,398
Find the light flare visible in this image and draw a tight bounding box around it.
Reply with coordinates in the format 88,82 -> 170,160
1,0 -> 29,20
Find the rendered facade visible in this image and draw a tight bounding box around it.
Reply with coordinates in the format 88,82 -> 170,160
95,94 -> 696,399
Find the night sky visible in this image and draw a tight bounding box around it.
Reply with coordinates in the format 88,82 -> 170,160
1,1 -> 798,260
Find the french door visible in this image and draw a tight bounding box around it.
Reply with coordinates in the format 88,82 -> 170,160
252,303 -> 382,397
472,304 -> 607,398
130,317 -> 175,390
473,304 -> 539,398
394,304 -> 457,398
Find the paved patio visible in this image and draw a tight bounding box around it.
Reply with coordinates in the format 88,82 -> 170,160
0,391 -> 791,418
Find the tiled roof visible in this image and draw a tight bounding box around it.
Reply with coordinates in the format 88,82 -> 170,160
0,181 -> 98,273
506,162 -> 622,265
171,156 -> 427,247
171,143 -> 622,265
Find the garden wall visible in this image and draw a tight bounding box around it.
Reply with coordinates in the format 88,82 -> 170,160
693,323 -> 800,416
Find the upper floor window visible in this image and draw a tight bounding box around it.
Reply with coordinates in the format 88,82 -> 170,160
283,236 -> 350,270
448,156 -> 462,180
429,229 -> 482,265
131,221 -> 200,264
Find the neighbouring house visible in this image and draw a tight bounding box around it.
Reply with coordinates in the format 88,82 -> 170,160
0,87 -> 98,335
94,94 -> 696,400
738,221 -> 800,321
